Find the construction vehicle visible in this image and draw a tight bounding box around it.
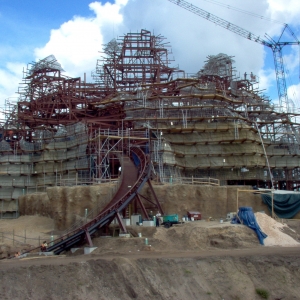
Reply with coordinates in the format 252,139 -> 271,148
162,214 -> 180,228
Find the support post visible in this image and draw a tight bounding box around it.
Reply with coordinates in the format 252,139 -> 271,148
236,189 -> 239,212
85,229 -> 93,247
271,189 -> 274,218
136,194 -> 149,220
115,211 -> 127,233
85,208 -> 88,223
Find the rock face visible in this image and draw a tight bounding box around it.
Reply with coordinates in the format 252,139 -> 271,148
1,254 -> 300,300
18,183 -> 116,230
146,184 -> 267,220
19,183 -> 270,230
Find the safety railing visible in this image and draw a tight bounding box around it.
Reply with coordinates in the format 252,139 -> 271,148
0,230 -> 57,248
159,176 -> 220,186
58,177 -> 120,186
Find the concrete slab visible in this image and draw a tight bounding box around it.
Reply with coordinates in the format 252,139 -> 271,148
84,247 -> 98,254
119,233 -> 131,238
143,220 -> 154,227
19,251 -> 55,258
70,248 -> 80,254
39,251 -> 55,256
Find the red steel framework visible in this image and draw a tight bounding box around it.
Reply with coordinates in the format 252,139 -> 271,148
1,29 -> 300,194
13,30 -> 183,136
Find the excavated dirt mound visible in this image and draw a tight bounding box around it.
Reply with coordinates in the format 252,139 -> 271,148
0,216 -> 56,258
152,221 -> 259,250
90,221 -> 260,256
1,216 -> 300,300
3,182 -> 300,299
1,249 -> 300,300
90,215 -> 300,256
1,215 -> 299,258
255,212 -> 300,247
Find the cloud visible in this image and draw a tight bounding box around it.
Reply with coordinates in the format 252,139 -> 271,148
258,68 -> 276,92
259,71 -> 300,111
34,0 -> 128,79
33,0 -> 273,81
287,83 -> 300,109
282,45 -> 300,79
120,0 -> 269,76
0,62 -> 25,108
90,0 -> 128,25
1,0 -> 298,111
267,0 -> 300,25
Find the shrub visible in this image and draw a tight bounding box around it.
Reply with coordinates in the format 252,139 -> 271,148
255,288 -> 269,299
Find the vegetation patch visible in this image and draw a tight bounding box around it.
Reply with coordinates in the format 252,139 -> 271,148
255,288 -> 269,299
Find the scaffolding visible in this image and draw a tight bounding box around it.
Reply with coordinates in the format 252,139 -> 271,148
1,29 -> 300,215
93,29 -> 184,92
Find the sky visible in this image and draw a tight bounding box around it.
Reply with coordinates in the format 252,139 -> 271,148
1,0 -> 300,111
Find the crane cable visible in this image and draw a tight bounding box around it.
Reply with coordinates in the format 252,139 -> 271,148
199,0 -> 284,25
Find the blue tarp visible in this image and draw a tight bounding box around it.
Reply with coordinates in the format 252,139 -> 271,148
232,207 -> 267,245
132,152 -> 140,167
261,192 -> 300,219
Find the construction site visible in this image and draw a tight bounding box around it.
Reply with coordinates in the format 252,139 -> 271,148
0,0 -> 299,250
1,1 -> 300,299
1,25 -> 300,211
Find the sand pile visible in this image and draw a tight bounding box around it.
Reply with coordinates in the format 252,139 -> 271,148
152,221 -> 259,250
255,212 -> 299,247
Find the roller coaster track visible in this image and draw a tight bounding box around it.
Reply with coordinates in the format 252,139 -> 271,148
44,146 -> 160,255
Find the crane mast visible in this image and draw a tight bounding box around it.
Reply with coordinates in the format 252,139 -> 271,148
168,0 -> 300,110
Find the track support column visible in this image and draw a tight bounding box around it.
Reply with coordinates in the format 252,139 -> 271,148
115,211 -> 127,233
136,193 -> 150,220
85,229 -> 93,247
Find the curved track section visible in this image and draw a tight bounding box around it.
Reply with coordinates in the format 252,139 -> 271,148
46,146 -> 150,255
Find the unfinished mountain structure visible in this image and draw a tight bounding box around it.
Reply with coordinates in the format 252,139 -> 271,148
1,29 -> 300,218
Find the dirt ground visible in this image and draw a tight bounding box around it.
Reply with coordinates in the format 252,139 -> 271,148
1,215 -> 300,300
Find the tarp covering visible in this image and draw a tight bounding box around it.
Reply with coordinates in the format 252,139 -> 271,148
132,152 -> 140,167
261,191 -> 300,219
232,207 -> 267,245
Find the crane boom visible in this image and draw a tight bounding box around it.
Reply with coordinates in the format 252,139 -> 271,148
168,0 -> 270,47
167,0 -> 300,109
